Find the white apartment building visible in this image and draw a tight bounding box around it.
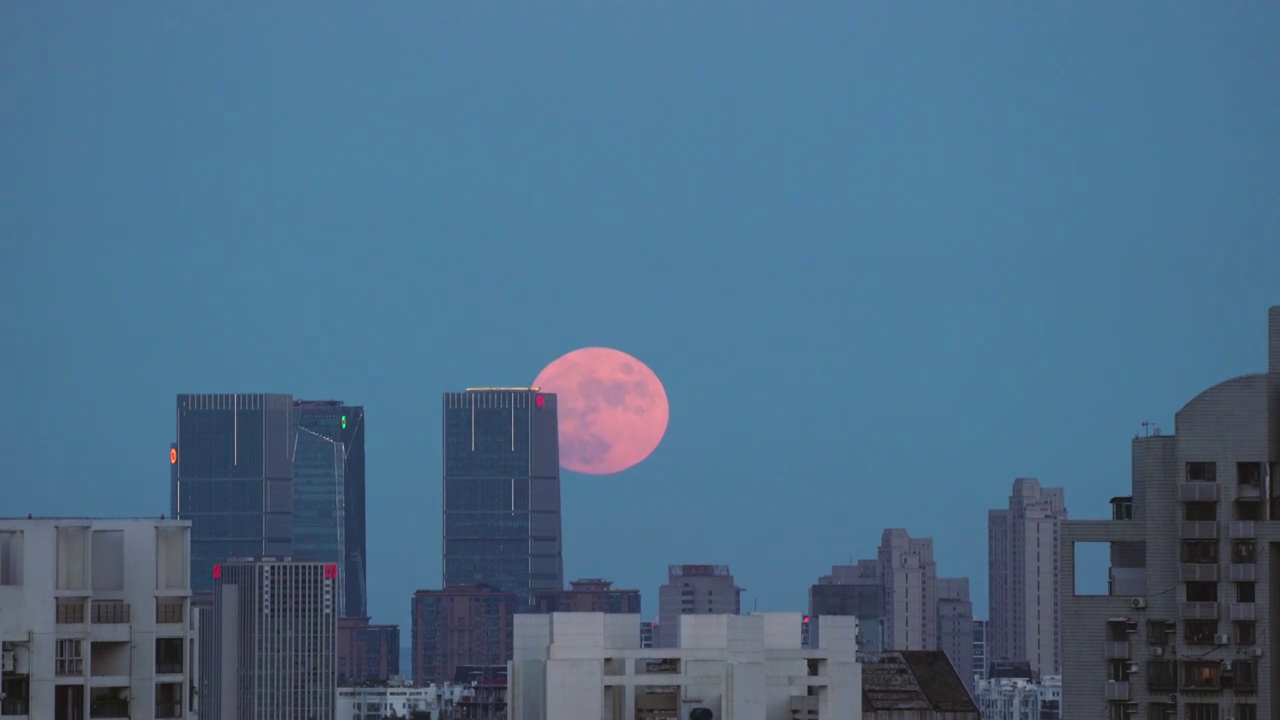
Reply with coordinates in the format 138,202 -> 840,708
509,612 -> 860,720
0,517 -> 195,720
974,675 -> 1062,720
336,678 -> 436,719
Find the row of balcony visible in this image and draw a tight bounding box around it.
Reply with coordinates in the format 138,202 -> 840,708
1179,601 -> 1257,621
54,600 -> 185,626
1177,521 -> 1258,539
1178,563 -> 1256,582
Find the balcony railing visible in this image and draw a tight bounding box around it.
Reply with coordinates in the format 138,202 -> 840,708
90,700 -> 130,718
1104,641 -> 1131,659
156,662 -> 183,675
1179,521 -> 1219,539
1179,563 -> 1219,582
1180,602 -> 1220,620
1229,521 -> 1257,538
91,602 -> 130,624
1104,681 -> 1130,701
1,698 -> 30,715
156,603 -> 184,624
56,658 -> 84,676
57,601 -> 85,624
1230,603 -> 1257,621
156,702 -> 183,718
1177,483 -> 1219,502
1230,564 -> 1257,582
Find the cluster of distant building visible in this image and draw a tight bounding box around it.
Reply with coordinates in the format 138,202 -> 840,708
0,306 -> 1274,718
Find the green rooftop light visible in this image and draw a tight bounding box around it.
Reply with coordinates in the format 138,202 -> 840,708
341,415 -> 347,429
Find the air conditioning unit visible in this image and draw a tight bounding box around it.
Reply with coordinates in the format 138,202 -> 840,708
1152,647 -> 1165,657
0,651 -> 12,673
1125,662 -> 1140,674
1169,694 -> 1179,704
1214,634 -> 1230,645
1250,647 -> 1263,657
1131,597 -> 1147,609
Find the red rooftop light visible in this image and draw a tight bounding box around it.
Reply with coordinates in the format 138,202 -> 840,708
535,395 -> 545,407
324,564 -> 338,579
213,564 -> 222,580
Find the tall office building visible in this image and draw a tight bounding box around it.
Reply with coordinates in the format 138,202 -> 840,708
292,400 -> 367,617
655,564 -> 742,648
988,478 -> 1067,677
172,393 -> 294,592
441,388 -> 562,598
937,577 -> 975,696
1060,306 -> 1279,719
211,558 -> 338,719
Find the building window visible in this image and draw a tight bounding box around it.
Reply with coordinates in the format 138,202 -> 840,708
1232,540 -> 1257,564
1186,463 -> 1217,482
1182,661 -> 1221,689
1235,621 -> 1256,645
55,639 -> 83,676
1230,660 -> 1257,692
1183,502 -> 1217,521
1146,661 -> 1176,692
1185,704 -> 1219,720
1107,703 -> 1128,720
1180,540 -> 1218,564
1236,582 -> 1256,603
1236,704 -> 1258,720
1235,500 -> 1263,520
1107,620 -> 1132,641
0,531 -> 22,585
1107,659 -> 1133,681
1238,462 -> 1262,487
1146,620 -> 1172,645
1184,621 -> 1217,645
1147,704 -> 1175,720
1185,582 -> 1217,602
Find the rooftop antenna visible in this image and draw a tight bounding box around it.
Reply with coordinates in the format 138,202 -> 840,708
1140,421 -> 1156,438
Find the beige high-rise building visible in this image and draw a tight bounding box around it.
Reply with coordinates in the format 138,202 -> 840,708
988,478 -> 1067,677
1060,306 -> 1280,719
937,577 -> 975,696
877,529 -> 937,651
655,564 -> 742,648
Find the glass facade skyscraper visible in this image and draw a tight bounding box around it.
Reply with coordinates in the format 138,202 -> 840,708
172,393 -> 294,592
292,399 -> 367,618
442,388 -> 562,599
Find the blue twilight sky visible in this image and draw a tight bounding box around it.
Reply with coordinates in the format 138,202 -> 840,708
3,3 -> 1278,634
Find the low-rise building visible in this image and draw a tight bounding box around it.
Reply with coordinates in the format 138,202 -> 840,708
0,517 -> 196,720
974,674 -> 1062,720
338,616 -> 400,684
337,676 -> 436,719
510,612 -> 861,720
861,651 -> 980,720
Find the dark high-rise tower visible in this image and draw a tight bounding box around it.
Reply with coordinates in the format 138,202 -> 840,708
442,387 -> 562,599
172,393 -> 294,592
292,400 -> 367,618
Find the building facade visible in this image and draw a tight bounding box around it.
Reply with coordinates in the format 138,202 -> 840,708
410,585 -> 521,687
337,616 -> 400,685
293,400 -> 367,618
988,477 -> 1067,677
0,517 -> 196,720
1060,306 -> 1280,719
877,529 -> 938,651
808,572 -> 886,652
211,558 -> 338,720
510,612 -> 861,720
441,388 -> 562,599
936,577 -> 975,696
972,619 -> 989,683
974,674 -> 1062,720
532,578 -> 641,614
172,393 -> 295,593
655,564 -> 743,648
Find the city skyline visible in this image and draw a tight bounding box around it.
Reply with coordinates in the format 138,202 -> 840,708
7,1 -> 1280,646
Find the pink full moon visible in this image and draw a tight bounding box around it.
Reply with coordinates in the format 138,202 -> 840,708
532,347 -> 670,475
